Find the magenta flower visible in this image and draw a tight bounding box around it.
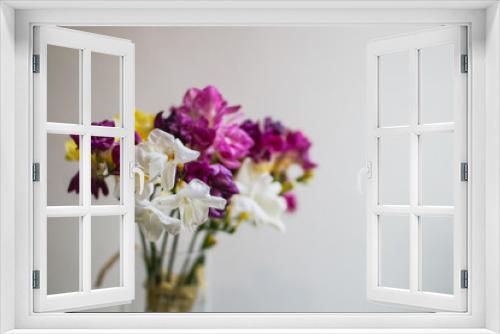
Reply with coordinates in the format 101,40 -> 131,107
261,118 -> 287,154
179,86 -> 241,127
286,130 -> 317,170
212,124 -> 254,169
282,192 -> 297,213
240,118 -> 287,161
240,117 -> 317,171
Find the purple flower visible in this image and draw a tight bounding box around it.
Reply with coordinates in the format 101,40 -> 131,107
240,118 -> 286,162
264,117 -> 286,135
212,124 -> 254,169
184,161 -> 238,198
184,161 -> 239,218
240,119 -> 266,161
68,172 -> 79,194
111,144 -> 121,175
67,172 -> 110,199
91,120 -> 116,150
262,117 -> 287,153
92,177 -> 109,199
286,130 -> 317,170
70,120 -> 116,151
155,110 -> 215,152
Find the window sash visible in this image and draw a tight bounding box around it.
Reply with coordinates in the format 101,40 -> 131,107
32,26 -> 135,312
366,26 -> 468,312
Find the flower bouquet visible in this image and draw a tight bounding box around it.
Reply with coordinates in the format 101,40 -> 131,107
65,86 -> 317,312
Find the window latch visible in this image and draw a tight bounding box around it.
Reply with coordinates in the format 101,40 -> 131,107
356,161 -> 372,195
130,162 -> 145,194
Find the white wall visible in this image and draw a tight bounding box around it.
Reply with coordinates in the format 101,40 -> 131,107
47,25 -> 449,312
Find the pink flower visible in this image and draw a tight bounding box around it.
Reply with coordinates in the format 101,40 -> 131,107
178,85 -> 241,128
212,124 -> 254,169
283,192 -> 297,213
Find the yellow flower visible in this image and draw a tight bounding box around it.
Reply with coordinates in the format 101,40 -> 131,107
135,109 -> 155,141
65,139 -> 79,161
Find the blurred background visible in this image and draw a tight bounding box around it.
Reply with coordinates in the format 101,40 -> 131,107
46,25 -> 452,312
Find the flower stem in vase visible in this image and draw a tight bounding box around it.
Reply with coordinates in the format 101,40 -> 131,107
149,241 -> 160,284
139,228 -> 151,276
178,228 -> 201,286
158,233 -> 168,280
184,253 -> 205,285
166,234 -> 179,282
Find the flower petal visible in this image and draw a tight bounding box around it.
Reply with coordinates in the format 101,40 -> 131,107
202,195 -> 227,210
174,138 -> 200,163
161,160 -> 177,191
148,128 -> 175,147
136,201 -> 182,241
146,152 -> 165,180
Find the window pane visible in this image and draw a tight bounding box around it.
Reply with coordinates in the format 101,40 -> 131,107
90,136 -> 121,205
421,216 -> 453,294
379,215 -> 409,289
92,216 -> 121,289
378,135 -> 409,205
92,52 -> 121,127
419,45 -> 454,124
47,45 -> 80,124
47,217 -> 80,294
420,132 -> 454,206
47,134 -> 81,206
378,52 -> 410,127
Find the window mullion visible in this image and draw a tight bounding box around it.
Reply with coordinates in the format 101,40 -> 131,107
80,48 -> 92,294
409,48 -> 420,293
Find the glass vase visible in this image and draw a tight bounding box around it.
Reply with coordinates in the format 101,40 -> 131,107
145,250 -> 207,312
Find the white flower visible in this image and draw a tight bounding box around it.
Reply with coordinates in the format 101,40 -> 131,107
231,158 -> 287,231
135,182 -> 182,241
154,179 -> 227,231
136,129 -> 199,191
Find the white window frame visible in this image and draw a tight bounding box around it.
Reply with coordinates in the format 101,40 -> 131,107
0,1 -> 499,333
32,26 -> 136,312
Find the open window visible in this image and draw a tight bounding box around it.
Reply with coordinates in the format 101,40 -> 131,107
32,26 -> 135,312
366,26 -> 468,311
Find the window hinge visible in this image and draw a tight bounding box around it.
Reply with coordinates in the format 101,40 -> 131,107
461,162 -> 468,182
461,269 -> 468,289
461,54 -> 468,73
32,54 -> 40,73
32,162 -> 40,182
32,270 -> 40,289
